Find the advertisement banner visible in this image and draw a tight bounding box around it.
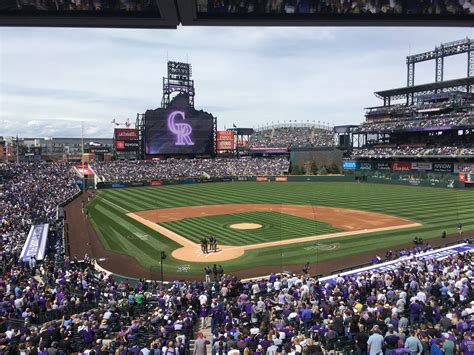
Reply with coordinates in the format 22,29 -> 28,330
360,162 -> 372,170
111,182 -> 128,188
20,224 -> 49,262
150,180 -> 163,186
90,147 -> 110,154
216,140 -> 234,150
460,173 -> 474,183
237,176 -> 248,181
433,163 -> 453,172
275,176 -> 288,182
256,176 -> 268,182
216,131 -> 234,141
376,162 -> 390,170
342,161 -> 359,170
391,162 -> 412,171
455,163 -> 474,173
249,147 -> 288,153
115,128 -> 139,141
116,140 -> 140,151
411,162 -> 433,171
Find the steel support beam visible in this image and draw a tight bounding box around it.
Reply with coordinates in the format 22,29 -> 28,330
468,40 -> 474,93
435,52 -> 444,84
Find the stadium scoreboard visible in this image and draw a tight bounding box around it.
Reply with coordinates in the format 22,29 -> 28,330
144,95 -> 215,156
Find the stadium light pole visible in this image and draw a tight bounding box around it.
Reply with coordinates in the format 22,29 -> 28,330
160,251 -> 167,284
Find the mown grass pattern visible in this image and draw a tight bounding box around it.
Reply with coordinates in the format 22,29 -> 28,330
88,182 -> 474,275
160,211 -> 342,246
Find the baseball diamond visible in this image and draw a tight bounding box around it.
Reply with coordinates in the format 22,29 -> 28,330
4,34 -> 474,355
85,181 -> 474,277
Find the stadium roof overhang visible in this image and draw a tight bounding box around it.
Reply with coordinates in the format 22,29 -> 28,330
0,0 -> 178,28
374,77 -> 474,101
1,0 -> 473,28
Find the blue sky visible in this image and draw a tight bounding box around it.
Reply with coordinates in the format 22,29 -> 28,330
0,26 -> 472,138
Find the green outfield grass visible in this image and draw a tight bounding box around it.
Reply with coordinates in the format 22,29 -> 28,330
87,182 -> 474,276
160,211 -> 342,246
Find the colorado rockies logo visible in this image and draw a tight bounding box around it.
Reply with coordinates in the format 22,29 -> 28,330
303,243 -> 340,251
168,111 -> 194,146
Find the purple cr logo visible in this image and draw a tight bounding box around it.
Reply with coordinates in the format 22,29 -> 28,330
167,111 -> 194,146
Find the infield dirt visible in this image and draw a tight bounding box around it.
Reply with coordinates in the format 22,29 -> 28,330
129,204 -> 421,262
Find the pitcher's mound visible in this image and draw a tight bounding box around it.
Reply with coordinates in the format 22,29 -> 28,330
230,223 -> 263,230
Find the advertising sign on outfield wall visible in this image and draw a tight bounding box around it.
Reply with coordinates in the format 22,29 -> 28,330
150,180 -> 163,186
459,173 -> 474,183
256,176 -> 269,182
391,162 -> 412,171
455,163 -> 474,173
411,162 -> 433,171
360,162 -> 372,170
342,161 -> 359,170
433,163 -> 453,172
275,176 -> 288,182
376,162 -> 390,170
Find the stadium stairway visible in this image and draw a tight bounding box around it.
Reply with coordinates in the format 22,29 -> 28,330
189,318 -> 212,353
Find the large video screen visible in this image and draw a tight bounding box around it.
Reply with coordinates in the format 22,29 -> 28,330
145,101 -> 214,155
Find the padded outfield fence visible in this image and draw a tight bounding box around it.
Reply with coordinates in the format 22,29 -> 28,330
94,172 -> 468,190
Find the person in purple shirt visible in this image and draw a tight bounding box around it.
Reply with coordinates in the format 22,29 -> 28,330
460,333 -> 474,355
409,300 -> 423,325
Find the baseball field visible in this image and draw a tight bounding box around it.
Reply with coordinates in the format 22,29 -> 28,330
86,182 -> 474,277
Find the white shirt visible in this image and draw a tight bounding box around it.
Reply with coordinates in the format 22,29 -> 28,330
199,294 -> 207,305
367,333 -> 384,355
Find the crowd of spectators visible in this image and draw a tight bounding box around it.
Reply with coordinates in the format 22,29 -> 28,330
200,249 -> 473,355
2,0 -> 160,12
351,144 -> 474,158
355,113 -> 472,133
197,0 -> 474,15
90,158 -> 290,182
0,160 -> 473,354
249,127 -> 334,149
0,162 -> 202,353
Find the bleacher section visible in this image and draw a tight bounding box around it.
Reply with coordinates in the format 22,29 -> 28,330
249,124 -> 334,149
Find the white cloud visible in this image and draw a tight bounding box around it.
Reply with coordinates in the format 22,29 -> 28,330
0,26 -> 471,137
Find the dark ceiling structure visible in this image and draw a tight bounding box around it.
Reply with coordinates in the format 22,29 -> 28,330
0,0 -> 473,28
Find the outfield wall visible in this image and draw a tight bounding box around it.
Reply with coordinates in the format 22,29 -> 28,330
96,175 -> 354,189
94,173 -> 468,189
